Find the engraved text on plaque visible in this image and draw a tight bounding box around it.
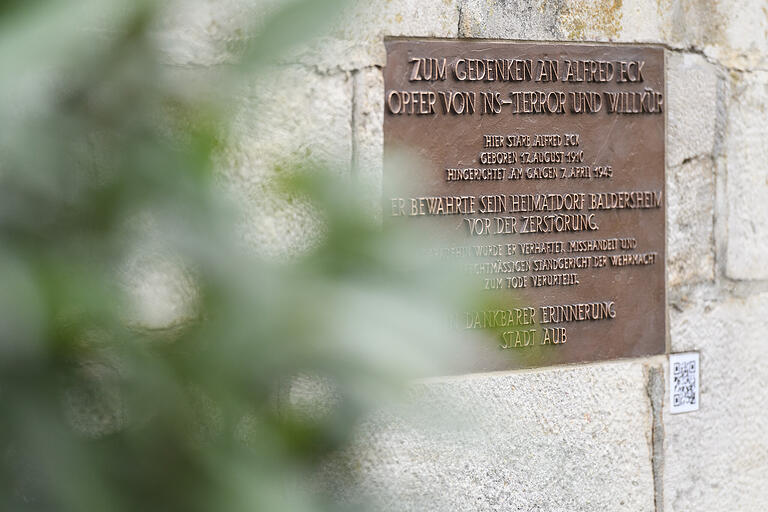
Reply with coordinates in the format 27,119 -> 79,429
384,40 -> 666,371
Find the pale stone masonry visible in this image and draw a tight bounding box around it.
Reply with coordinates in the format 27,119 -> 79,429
156,1 -> 768,510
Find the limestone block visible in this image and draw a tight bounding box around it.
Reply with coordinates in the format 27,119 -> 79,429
724,71 -> 768,280
225,66 -> 353,180
458,0 -> 664,42
665,292 -> 768,511
655,0 -> 768,70
221,66 -> 353,256
158,0 -> 460,71
295,0 -> 461,72
666,52 -> 721,168
321,362 -> 657,511
704,0 -> 768,71
458,0 -> 562,39
666,53 -> 719,289
656,0 -> 726,53
154,0 -> 263,67
667,158 -> 715,287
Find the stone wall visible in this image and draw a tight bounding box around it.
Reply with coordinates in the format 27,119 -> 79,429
159,1 -> 768,510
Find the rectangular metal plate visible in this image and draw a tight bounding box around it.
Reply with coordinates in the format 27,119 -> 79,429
384,39 -> 666,371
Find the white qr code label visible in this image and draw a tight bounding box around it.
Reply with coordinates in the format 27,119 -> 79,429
669,352 -> 700,414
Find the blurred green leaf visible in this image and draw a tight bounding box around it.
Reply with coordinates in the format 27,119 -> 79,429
0,1 -> 491,511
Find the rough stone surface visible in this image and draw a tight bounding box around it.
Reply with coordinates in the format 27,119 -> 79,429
666,52 -> 721,168
458,0 -> 768,71
665,292 -> 768,511
353,68 -> 384,217
321,362 -> 657,511
667,158 -> 715,287
294,0 -> 461,72
656,0 -> 726,56
701,0 -> 768,70
221,66 -> 352,257
155,0 -> 263,67
225,66 -> 353,180
458,0 -> 663,42
458,0 -> 562,40
158,0 -> 460,71
724,71 -> 768,280
556,0 -> 628,41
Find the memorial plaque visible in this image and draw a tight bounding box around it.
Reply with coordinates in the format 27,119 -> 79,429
384,39 -> 666,371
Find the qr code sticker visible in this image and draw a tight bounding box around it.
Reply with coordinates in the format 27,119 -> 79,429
670,352 -> 700,414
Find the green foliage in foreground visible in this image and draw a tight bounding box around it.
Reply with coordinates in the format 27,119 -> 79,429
0,1 -> 479,511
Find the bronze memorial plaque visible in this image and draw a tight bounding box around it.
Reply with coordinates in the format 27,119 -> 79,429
384,39 -> 666,371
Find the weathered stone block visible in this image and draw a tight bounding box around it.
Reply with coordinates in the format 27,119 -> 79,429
654,0 -> 768,70
667,158 -> 715,287
226,66 -> 353,179
556,0 -> 632,41
458,0 -> 665,42
665,292 -> 768,511
321,362 -> 657,511
458,0 -> 562,39
300,0 -> 461,71
221,66 -> 353,256
724,71 -> 768,280
657,0 -> 725,54
666,52 -> 721,167
155,0 -> 262,67
704,0 -> 768,70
